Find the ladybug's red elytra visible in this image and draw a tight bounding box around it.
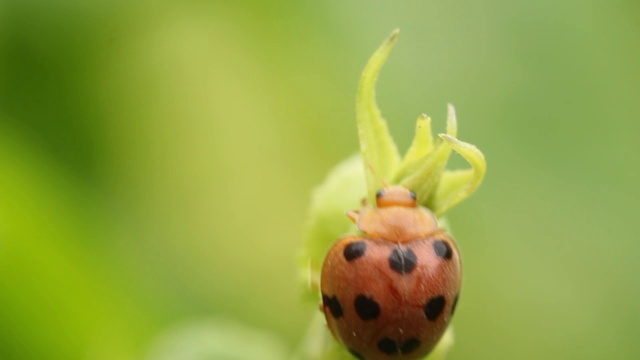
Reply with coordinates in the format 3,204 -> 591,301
320,186 -> 461,360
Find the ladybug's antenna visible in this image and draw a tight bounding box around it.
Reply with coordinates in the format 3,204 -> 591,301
366,161 -> 389,189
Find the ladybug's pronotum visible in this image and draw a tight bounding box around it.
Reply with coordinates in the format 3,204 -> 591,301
321,186 -> 461,360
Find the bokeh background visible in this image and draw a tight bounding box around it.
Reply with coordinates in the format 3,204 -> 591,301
1,0 -> 639,359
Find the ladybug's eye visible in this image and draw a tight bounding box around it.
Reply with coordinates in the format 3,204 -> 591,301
376,189 -> 385,198
409,191 -> 417,200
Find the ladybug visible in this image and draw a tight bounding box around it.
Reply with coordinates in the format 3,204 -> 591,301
320,186 -> 462,360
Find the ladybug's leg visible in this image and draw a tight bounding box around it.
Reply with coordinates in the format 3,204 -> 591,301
346,210 -> 359,223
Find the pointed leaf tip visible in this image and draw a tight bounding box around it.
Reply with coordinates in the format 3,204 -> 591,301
389,28 -> 400,40
446,103 -> 458,138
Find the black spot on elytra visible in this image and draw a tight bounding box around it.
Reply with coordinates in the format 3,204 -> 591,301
433,240 -> 453,259
377,337 -> 397,354
344,241 -> 367,261
354,295 -> 380,320
401,338 -> 421,353
322,294 -> 343,319
348,348 -> 365,359
452,294 -> 459,316
388,246 -> 417,274
424,295 -> 446,321
376,338 -> 421,355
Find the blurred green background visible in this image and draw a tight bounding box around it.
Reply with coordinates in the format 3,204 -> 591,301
1,0 -> 639,359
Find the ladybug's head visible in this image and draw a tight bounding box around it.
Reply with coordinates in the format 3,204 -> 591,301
375,186 -> 417,208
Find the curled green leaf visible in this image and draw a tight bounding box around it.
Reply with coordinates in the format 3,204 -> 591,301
431,134 -> 487,216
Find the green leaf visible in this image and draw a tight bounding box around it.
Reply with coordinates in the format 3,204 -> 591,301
445,103 -> 458,138
145,319 -> 288,360
404,114 -> 435,164
356,29 -> 402,205
299,155 -> 365,302
394,114 -> 434,182
426,327 -> 455,360
430,134 -> 486,216
290,312 -> 355,360
398,139 -> 453,207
